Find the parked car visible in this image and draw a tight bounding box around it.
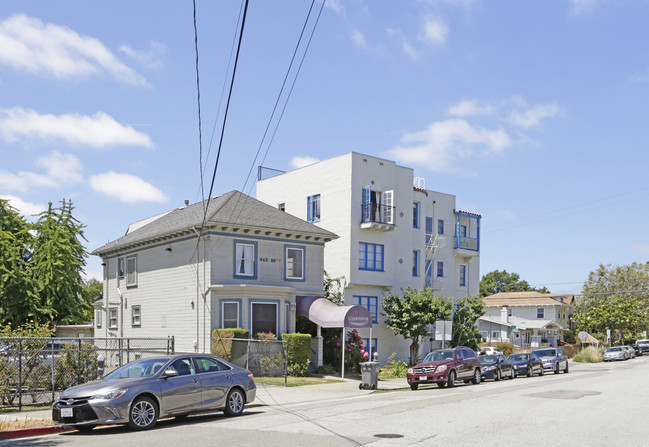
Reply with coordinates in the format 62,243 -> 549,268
531,348 -> 569,374
479,347 -> 503,356
480,354 -> 515,381
407,346 -> 482,390
635,340 -> 649,353
508,353 -> 544,377
632,343 -> 644,356
52,354 -> 256,431
603,346 -> 627,361
623,345 -> 635,359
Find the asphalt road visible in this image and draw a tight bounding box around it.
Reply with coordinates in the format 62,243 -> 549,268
5,357 -> 649,446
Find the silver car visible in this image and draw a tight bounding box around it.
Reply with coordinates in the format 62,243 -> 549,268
603,346 -> 627,361
52,354 -> 256,431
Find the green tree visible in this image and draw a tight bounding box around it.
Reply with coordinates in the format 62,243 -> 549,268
31,200 -> 88,324
323,270 -> 346,306
81,278 -> 103,322
0,199 -> 41,325
450,295 -> 485,350
479,269 -> 549,297
574,262 -> 649,342
382,288 -> 452,366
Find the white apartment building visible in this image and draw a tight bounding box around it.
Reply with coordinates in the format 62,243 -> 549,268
257,152 -> 481,362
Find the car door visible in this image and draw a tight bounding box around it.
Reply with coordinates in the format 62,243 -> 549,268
193,357 -> 233,409
159,357 -> 202,415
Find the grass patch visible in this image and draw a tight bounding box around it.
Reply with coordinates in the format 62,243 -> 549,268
0,419 -> 54,430
255,376 -> 343,387
572,346 -> 603,363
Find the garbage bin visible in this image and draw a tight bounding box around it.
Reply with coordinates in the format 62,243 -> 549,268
359,361 -> 380,390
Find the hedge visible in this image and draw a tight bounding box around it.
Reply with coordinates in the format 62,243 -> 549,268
212,328 -> 250,361
282,333 -> 312,366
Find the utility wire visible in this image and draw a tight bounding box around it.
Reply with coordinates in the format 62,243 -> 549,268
193,0 -> 206,208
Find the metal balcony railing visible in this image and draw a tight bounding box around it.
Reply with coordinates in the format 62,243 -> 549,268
361,203 -> 395,225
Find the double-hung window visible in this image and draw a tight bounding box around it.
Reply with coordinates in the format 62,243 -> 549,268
353,296 -> 378,323
459,265 -> 466,287
108,307 -> 118,330
234,241 -> 256,278
285,245 -> 305,280
126,255 -> 137,287
537,308 -> 544,319
222,301 -> 240,328
307,194 -> 321,223
412,250 -> 419,276
131,305 -> 141,327
437,261 -> 444,277
413,202 -> 420,228
359,242 -> 384,271
438,219 -> 444,235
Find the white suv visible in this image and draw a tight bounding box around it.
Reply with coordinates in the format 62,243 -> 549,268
479,347 -> 503,356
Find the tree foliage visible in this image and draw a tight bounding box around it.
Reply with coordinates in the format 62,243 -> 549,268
573,262 -> 649,343
479,269 -> 549,297
450,295 -> 485,350
0,199 -> 89,326
382,288 -> 452,366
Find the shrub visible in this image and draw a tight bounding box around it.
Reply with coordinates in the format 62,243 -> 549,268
288,361 -> 310,377
211,328 -> 250,361
323,329 -> 367,373
494,342 -> 513,357
282,333 -> 311,371
379,353 -> 408,379
572,346 -> 603,363
313,364 -> 336,375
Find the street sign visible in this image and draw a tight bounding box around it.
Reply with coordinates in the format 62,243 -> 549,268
577,331 -> 588,341
508,325 -> 518,332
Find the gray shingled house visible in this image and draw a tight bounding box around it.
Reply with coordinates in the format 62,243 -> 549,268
92,190 -> 338,353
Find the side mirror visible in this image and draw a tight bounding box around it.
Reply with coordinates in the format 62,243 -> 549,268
162,369 -> 179,379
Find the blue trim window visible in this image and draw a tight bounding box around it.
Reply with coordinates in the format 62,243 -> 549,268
460,224 -> 467,238
250,301 -> 279,337
234,240 -> 257,279
307,194 -> 321,223
285,245 -> 305,281
359,242 -> 384,271
437,261 -> 444,277
353,296 -> 378,323
425,259 -> 432,287
438,219 -> 444,235
413,202 -> 420,228
459,265 -> 466,287
278,203 -> 285,211
412,250 -> 419,277
221,300 -> 241,328
363,338 -> 378,358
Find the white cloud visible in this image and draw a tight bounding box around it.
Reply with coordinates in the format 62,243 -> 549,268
635,243 -> 649,254
0,151 -> 83,192
119,41 -> 166,69
387,28 -> 419,60
290,156 -> 320,169
324,0 -> 345,16
0,107 -> 152,148
0,194 -> 47,218
351,29 -> 368,50
0,14 -> 148,85
89,172 -> 167,203
569,0 -> 601,16
447,99 -> 495,117
508,103 -> 561,129
420,16 -> 448,46
385,119 -> 512,174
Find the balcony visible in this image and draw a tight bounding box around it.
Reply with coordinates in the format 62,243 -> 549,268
454,235 -> 479,258
360,204 -> 396,232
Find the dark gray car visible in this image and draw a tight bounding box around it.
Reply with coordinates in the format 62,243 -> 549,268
52,354 -> 256,431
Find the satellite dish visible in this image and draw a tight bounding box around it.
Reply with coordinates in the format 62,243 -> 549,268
577,331 -> 588,341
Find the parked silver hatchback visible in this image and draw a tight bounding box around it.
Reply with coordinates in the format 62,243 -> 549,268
52,354 -> 256,431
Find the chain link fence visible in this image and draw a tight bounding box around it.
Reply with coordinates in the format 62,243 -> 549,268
0,336 -> 174,410
212,337 -> 288,380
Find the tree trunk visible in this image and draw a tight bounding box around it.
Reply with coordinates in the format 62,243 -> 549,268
409,340 -> 420,366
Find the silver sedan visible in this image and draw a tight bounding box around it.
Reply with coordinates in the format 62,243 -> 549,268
603,346 -> 627,361
52,354 -> 256,431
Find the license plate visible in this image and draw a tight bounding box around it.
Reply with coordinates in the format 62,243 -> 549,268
419,376 -> 427,381
61,407 -> 73,418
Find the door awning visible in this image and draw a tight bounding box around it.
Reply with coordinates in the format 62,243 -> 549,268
296,296 -> 372,328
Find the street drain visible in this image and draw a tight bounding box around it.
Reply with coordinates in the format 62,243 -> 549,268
374,434 -> 404,439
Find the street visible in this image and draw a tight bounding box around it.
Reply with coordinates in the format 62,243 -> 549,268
5,357 -> 649,446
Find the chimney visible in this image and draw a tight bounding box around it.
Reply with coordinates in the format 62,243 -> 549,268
184,200 -> 189,206
501,306 -> 509,324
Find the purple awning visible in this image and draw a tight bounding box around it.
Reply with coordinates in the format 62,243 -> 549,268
296,296 -> 372,328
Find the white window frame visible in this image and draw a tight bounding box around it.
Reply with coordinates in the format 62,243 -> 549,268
126,255 -> 137,287
384,190 -> 394,224
307,194 -> 321,223
221,301 -> 240,328
250,301 -> 279,337
285,246 -> 305,280
537,308 -> 545,319
108,307 -> 118,330
234,241 -> 256,278
95,309 -> 102,328
131,305 -> 141,327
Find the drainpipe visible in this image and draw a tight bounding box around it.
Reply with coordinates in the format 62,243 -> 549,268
116,287 -> 124,338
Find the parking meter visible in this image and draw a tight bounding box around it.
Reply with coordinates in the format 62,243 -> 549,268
97,354 -> 105,379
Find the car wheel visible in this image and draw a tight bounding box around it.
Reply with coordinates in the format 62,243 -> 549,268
77,424 -> 96,432
410,383 -> 419,391
495,369 -> 502,381
447,370 -> 456,388
128,396 -> 158,431
564,361 -> 569,374
527,366 -> 533,377
224,388 -> 245,417
472,368 -> 481,385
510,368 -> 516,379
554,363 -> 560,374
539,366 -> 544,376
437,382 -> 446,388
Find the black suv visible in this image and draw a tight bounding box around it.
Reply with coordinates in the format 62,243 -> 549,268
407,346 -> 481,390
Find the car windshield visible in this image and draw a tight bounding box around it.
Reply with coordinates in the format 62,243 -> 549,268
534,349 -> 556,357
423,350 -> 454,362
105,358 -> 169,379
481,355 -> 497,363
606,347 -> 622,352
509,354 -> 529,362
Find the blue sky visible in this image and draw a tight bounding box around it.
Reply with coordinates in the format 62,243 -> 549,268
1,0 -> 648,293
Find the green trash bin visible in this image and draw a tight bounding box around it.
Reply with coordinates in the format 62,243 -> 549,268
359,361 -> 380,390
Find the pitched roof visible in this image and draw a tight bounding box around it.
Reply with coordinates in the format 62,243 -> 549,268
483,291 -> 573,307
479,315 -> 563,330
92,190 -> 338,255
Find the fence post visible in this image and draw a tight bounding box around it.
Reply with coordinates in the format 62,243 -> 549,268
127,339 -> 130,364
284,339 -> 289,388
51,341 -> 56,403
18,339 -> 22,411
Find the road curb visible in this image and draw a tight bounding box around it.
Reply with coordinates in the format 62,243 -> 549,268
0,425 -> 71,440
